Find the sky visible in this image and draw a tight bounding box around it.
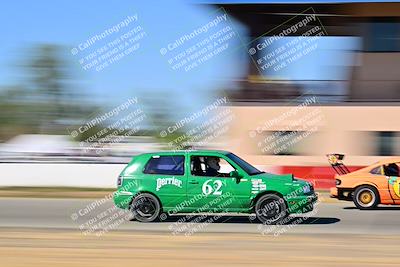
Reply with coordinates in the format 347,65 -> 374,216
0,0 -> 247,108
0,0 -> 360,110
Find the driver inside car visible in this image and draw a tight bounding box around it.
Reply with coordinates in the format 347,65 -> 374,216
205,157 -> 221,177
384,163 -> 400,177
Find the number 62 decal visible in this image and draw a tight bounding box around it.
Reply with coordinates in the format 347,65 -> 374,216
202,179 -> 223,196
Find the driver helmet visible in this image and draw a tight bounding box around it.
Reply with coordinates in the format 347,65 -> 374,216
206,157 -> 220,171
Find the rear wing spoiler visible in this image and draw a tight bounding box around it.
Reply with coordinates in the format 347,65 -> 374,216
326,154 -> 350,175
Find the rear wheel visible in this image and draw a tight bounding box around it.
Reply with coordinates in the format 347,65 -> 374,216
353,186 -> 379,210
130,193 -> 161,222
255,194 -> 288,225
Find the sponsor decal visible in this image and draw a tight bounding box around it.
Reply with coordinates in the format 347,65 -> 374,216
388,176 -> 400,198
156,177 -> 183,191
251,179 -> 266,194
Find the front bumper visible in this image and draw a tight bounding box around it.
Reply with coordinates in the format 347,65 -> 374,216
287,193 -> 318,214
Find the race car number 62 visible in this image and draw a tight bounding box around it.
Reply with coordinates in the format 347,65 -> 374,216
202,179 -> 222,196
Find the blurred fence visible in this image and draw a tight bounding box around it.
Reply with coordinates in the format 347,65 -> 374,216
0,163 -> 124,188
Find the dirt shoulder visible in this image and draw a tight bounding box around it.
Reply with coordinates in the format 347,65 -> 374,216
0,228 -> 395,267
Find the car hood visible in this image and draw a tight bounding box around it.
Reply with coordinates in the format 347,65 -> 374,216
250,173 -> 310,186
250,173 -> 294,183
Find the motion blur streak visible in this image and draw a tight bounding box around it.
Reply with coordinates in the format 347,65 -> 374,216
0,230 -> 398,267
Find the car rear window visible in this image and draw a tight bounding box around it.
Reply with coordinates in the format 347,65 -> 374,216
143,155 -> 185,175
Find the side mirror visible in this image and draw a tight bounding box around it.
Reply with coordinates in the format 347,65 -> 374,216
230,170 -> 242,184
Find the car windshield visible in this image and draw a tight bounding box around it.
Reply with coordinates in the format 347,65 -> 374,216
226,153 -> 265,175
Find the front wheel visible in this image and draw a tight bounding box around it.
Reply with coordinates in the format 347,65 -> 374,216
353,186 -> 379,210
130,193 -> 161,222
255,194 -> 288,225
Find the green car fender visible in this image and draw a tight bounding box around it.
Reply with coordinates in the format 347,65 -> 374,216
247,173 -> 295,207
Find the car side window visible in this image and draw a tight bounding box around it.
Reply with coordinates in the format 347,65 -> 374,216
190,156 -> 235,177
370,166 -> 382,175
383,163 -> 400,177
143,155 -> 185,175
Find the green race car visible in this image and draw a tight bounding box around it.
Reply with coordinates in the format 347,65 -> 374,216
113,150 -> 317,224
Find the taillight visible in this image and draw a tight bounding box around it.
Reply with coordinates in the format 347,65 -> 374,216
117,175 -> 123,186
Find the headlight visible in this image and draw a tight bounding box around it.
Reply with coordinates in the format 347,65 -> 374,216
303,184 -> 311,194
336,179 -> 341,186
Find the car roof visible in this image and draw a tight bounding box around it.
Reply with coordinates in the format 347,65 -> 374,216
375,157 -> 400,165
139,149 -> 230,156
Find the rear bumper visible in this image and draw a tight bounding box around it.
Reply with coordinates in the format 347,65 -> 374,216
330,187 -> 353,201
330,187 -> 338,198
113,191 -> 134,209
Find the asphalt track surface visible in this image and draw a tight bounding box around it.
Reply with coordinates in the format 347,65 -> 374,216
1,197 -> 399,235
1,197 -> 400,266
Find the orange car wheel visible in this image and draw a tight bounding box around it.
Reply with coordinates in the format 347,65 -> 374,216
353,186 -> 379,210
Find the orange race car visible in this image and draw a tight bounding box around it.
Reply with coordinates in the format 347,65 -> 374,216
327,154 -> 400,209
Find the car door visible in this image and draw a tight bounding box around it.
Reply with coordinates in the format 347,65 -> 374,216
142,154 -> 187,209
369,163 -> 399,204
186,154 -> 250,212
383,162 -> 400,203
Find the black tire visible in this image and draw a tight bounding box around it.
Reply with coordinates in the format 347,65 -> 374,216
255,194 -> 288,225
353,185 -> 379,210
130,193 -> 161,222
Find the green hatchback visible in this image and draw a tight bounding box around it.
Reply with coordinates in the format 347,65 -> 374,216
113,150 -> 317,224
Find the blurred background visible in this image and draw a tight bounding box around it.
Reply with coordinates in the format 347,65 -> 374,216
1,0 -> 400,189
